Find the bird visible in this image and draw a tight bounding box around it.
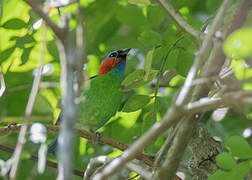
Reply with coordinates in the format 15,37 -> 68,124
48,48 -> 131,153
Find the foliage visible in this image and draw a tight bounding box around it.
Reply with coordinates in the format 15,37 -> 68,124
0,0 -> 251,179
209,136 -> 252,180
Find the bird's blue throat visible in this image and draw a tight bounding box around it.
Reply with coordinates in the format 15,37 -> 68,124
114,60 -> 126,81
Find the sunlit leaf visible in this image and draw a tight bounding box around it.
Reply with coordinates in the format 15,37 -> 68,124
223,28 -> 252,58
122,94 -> 151,112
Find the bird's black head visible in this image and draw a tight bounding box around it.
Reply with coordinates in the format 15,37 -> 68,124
107,48 -> 131,59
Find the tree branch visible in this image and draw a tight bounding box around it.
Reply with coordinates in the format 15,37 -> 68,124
92,96 -> 232,179
23,0 -> 66,41
154,0 -> 252,179
175,0 -> 232,106
0,124 -> 154,167
156,0 -> 203,40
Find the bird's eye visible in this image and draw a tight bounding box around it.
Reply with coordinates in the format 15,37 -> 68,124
109,52 -> 118,58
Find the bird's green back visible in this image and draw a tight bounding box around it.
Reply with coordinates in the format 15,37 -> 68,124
78,68 -> 123,131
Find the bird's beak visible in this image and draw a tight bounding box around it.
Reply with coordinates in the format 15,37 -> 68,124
120,48 -> 131,56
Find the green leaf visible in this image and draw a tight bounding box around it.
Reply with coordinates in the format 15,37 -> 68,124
138,30 -> 162,46
226,136 -> 252,159
116,5 -> 147,28
121,69 -> 158,91
122,94 -> 151,112
216,152 -> 236,170
147,4 -> 165,28
21,46 -> 34,65
228,161 -> 252,180
142,111 -> 156,134
144,48 -> 154,80
47,40 -> 59,61
175,51 -> 194,77
152,46 -> 168,67
208,170 -> 231,180
207,0 -> 223,13
165,49 -> 179,70
223,28 -> 252,59
128,0 -> 151,6
1,18 -> 26,29
0,1 -> 3,21
14,34 -> 36,48
0,46 -> 15,64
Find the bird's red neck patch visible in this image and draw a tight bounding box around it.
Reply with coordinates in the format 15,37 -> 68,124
98,57 -> 121,75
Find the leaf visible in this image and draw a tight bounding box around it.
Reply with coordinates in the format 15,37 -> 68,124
0,46 -> 15,64
223,28 -> 252,59
138,30 -> 162,46
175,51 -> 194,77
128,0 -> 151,6
142,111 -> 156,134
208,170 -> 231,180
207,0 -> 223,13
121,69 -> 158,91
122,94 -> 151,112
0,0 -> 3,21
16,34 -> 36,48
116,5 -> 147,28
226,136 -> 252,159
147,4 -> 165,28
165,49 -> 179,70
144,48 -> 154,80
152,46 -> 168,67
216,152 -> 236,170
1,18 -> 27,29
228,161 -> 252,180
47,40 -> 59,61
21,46 -> 34,65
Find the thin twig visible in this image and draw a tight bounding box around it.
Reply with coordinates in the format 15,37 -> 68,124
9,24 -> 47,180
153,124 -> 179,168
156,0 -> 203,40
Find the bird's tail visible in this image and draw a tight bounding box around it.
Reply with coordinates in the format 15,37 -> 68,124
48,137 -> 58,155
